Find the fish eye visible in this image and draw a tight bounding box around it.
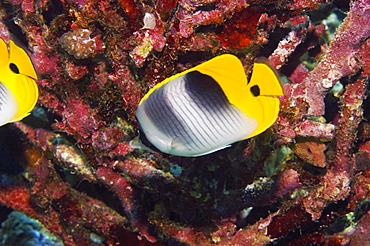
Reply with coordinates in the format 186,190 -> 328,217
9,63 -> 20,74
250,85 -> 260,96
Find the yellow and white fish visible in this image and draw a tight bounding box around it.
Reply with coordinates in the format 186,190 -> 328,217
0,38 -> 38,126
130,54 -> 283,157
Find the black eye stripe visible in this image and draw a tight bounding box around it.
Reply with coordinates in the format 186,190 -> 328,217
10,63 -> 20,74
250,85 -> 260,96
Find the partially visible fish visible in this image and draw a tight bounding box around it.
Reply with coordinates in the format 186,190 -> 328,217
0,38 -> 38,126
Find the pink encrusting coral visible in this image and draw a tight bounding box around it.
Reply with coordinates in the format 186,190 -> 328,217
1,0 -> 370,245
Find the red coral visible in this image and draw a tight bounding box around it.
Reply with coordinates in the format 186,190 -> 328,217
217,8 -> 261,49
276,169 -> 302,197
267,206 -> 312,239
117,0 -> 144,30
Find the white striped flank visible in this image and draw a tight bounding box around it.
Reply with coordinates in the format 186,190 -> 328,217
0,82 -> 18,126
136,71 -> 258,157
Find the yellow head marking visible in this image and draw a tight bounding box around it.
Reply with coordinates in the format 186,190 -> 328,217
140,54 -> 248,104
0,38 -> 38,124
8,40 -> 38,80
240,62 -> 283,138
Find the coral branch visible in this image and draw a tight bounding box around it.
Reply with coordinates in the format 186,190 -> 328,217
291,0 -> 370,116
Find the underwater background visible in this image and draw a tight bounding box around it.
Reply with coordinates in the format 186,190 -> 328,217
1,0 -> 370,245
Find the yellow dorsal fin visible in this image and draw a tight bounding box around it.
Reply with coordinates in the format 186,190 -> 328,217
191,54 -> 248,104
9,40 -> 38,80
186,55 -> 284,106
140,54 -> 247,104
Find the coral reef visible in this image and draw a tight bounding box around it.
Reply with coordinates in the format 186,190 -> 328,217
0,211 -> 63,246
1,0 -> 370,245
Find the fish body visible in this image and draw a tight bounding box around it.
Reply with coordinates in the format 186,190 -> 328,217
130,54 -> 283,157
0,38 -> 38,126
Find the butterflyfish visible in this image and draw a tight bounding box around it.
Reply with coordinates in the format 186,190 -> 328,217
0,38 -> 38,126
130,54 -> 283,157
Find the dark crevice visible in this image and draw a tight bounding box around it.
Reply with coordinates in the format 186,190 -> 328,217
42,0 -> 65,25
1,2 -> 29,48
53,164 -> 127,217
